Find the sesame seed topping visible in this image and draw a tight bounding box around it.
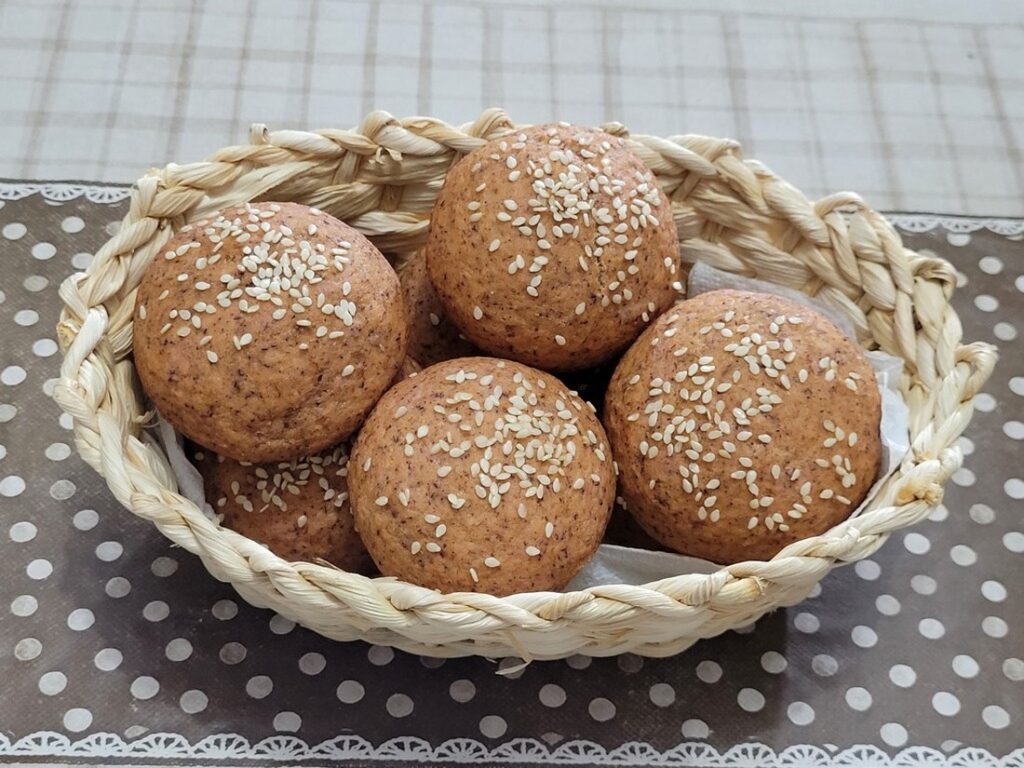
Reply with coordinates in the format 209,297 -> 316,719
484,556 -> 501,568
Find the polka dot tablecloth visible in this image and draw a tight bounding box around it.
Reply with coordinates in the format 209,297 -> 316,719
0,185 -> 1021,767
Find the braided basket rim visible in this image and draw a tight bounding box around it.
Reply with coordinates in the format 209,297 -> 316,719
53,109 -> 997,659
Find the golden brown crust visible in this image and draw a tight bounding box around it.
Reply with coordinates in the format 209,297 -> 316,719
396,249 -> 478,365
134,202 -> 406,462
603,290 -> 882,564
196,443 -> 374,572
426,124 -> 679,371
349,357 -> 615,595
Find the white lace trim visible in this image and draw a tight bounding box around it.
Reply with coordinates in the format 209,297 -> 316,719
0,733 -> 1020,766
1,182 -> 1022,237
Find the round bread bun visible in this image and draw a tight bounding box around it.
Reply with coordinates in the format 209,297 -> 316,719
196,443 -> 374,572
426,123 -> 679,371
134,202 -> 406,462
349,357 -> 615,595
396,249 -> 478,365
603,289 -> 882,564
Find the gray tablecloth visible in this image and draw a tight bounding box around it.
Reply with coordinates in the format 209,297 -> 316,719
0,183 -> 1020,766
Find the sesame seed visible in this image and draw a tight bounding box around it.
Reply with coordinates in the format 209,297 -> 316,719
525,546 -> 541,557
426,542 -> 442,553
473,306 -> 483,320
484,556 -> 501,568
206,350 -> 218,363
375,496 -> 388,506
488,239 -> 501,252
554,335 -> 566,346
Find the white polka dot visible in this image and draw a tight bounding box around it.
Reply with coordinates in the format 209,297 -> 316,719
1011,377 -> 1024,397
787,701 -> 815,725
808,582 -> 822,598
1,366 -> 26,386
0,403 -> 15,422
974,294 -> 998,312
880,722 -> 907,747
950,544 -> 977,566
45,442 -> 71,461
911,574 -> 937,595
983,616 -> 1008,638
1004,478 -> 1024,500
681,719 -> 709,739
143,600 -> 169,622
50,479 -> 76,500
812,654 -> 838,676
851,625 -> 877,648
875,594 -> 901,616
903,532 -> 930,554
71,252 -> 93,269
649,683 -> 676,706
981,580 -> 1007,603
73,509 -> 98,530
67,608 -> 94,631
212,599 -> 238,619
27,558 -> 53,579
131,676 -> 160,699
845,687 -> 872,711
165,638 -> 193,661
539,683 -> 566,707
889,664 -> 916,687
974,392 -> 997,411
0,445 -> 6,461
495,657 -> 520,676
951,654 -> 979,678
367,645 -> 394,666
1004,531 -> 1024,553
854,560 -> 880,581
96,541 -> 123,561
274,711 -> 302,732
760,651 -> 787,674
269,614 -> 294,634
94,648 -> 122,671
932,691 -> 961,717
1004,421 -> 1024,441
3,222 -> 26,240
566,654 -> 591,670
61,216 -> 85,233
124,725 -> 146,738
14,309 -> 39,326
970,503 -> 997,524
978,256 -> 1003,274
180,689 -> 208,714
793,611 -> 820,633
994,322 -> 1017,342
946,232 -> 971,246
479,715 -> 508,738
928,504 -> 949,521
151,556 -> 178,576
337,680 -> 364,703
246,675 -> 273,699
919,617 -> 946,639
11,594 -> 38,617
1002,658 -> 1024,682
9,521 -> 37,543
951,468 -> 975,487
299,652 -> 326,675
63,707 -> 93,732
59,412 -> 73,430
1,475 -> 25,496
956,435 -> 975,455
39,670 -> 67,695
588,697 -> 616,721
386,693 -> 414,718
737,688 -> 765,713
696,660 -> 722,683
31,242 -> 56,260
24,275 -> 48,291
449,679 -> 476,703
15,637 -> 42,660
105,576 -> 131,598
33,338 -> 58,358
1017,275 -> 1024,293
219,642 -> 247,664
983,705 -> 1010,730
617,654 -> 643,674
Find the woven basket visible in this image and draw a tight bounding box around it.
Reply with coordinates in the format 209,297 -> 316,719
54,109 -> 996,659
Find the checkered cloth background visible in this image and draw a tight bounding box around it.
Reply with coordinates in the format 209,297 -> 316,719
1,0 -> 1022,216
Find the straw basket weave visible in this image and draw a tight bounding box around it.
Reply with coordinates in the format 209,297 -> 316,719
54,109 -> 996,659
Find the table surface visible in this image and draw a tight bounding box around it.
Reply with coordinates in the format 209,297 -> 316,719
2,0 -> 1024,216
0,183 -> 1020,767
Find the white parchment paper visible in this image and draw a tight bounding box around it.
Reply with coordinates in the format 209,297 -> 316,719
159,262 -> 910,589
